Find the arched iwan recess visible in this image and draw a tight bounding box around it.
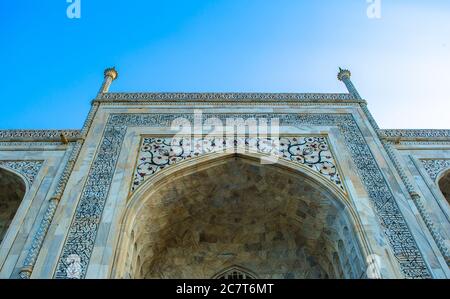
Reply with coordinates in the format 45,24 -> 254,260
112,154 -> 368,279
0,167 -> 26,244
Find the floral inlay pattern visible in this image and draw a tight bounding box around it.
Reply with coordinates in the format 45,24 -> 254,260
0,160 -> 43,185
420,159 -> 450,181
132,136 -> 343,193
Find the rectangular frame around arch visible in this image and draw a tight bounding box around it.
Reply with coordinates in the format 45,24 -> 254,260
53,112 -> 431,279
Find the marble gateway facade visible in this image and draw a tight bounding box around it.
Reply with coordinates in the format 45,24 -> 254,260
0,68 -> 449,279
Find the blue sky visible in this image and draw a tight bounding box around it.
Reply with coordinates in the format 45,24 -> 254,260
0,1 -> 449,129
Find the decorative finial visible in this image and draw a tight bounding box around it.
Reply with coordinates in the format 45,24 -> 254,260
337,67 -> 362,99
104,67 -> 118,81
337,67 -> 352,81
98,67 -> 118,95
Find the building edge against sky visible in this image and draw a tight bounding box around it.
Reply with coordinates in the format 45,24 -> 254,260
0,68 -> 449,279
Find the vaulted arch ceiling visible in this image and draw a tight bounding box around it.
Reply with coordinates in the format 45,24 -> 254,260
115,157 -> 366,279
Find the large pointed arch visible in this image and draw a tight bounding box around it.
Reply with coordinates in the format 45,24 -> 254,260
111,153 -> 372,279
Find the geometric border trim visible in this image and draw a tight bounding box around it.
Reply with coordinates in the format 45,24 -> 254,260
54,113 -> 431,279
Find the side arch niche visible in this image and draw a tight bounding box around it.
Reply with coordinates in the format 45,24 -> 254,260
0,167 -> 27,244
438,168 -> 450,204
112,154 -> 369,279
420,159 -> 450,210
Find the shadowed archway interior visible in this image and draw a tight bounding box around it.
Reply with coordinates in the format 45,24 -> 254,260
118,157 -> 366,279
438,170 -> 450,204
0,168 -> 26,244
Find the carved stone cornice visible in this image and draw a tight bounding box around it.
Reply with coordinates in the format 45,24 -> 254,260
379,129 -> 450,141
393,141 -> 450,146
95,92 -> 360,103
96,101 -> 365,108
0,130 -> 82,142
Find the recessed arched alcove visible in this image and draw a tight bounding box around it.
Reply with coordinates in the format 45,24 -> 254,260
113,155 -> 367,279
213,265 -> 257,279
438,169 -> 450,204
0,167 -> 26,244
